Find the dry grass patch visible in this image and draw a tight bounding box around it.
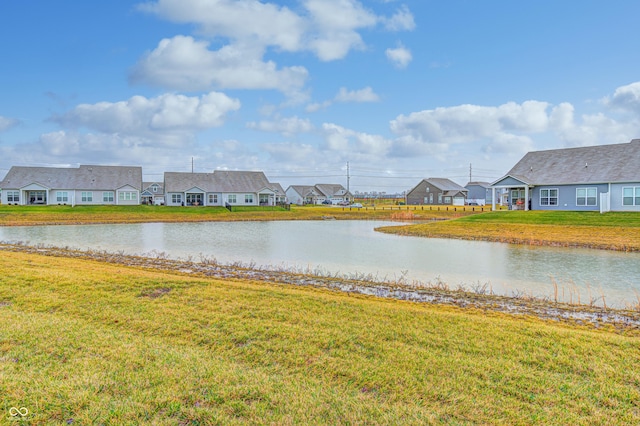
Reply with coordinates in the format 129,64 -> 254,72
378,211 -> 640,252
1,250 -> 640,424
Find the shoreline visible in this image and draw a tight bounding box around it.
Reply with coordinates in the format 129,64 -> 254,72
3,242 -> 639,333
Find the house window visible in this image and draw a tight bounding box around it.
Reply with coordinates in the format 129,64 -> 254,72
119,192 -> 137,201
103,192 -> 114,202
7,191 -> 19,203
438,194 -> 442,203
576,188 -> 597,206
152,185 -> 158,193
429,193 -> 433,204
540,189 -> 558,206
259,194 -> 269,205
444,196 -> 451,204
172,194 -> 182,204
56,191 -> 69,203
228,194 -> 237,204
208,194 -> 218,204
81,191 -> 93,202
244,194 -> 254,204
623,187 -> 640,206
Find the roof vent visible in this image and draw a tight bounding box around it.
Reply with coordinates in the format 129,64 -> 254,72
585,162 -> 588,168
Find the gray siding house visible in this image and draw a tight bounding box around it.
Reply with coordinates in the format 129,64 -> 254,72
164,170 -> 284,207
141,181 -> 165,205
464,182 -> 492,205
406,178 -> 467,206
0,165 -> 142,206
491,139 -> 640,212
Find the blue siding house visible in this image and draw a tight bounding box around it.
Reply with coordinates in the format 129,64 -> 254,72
491,139 -> 640,212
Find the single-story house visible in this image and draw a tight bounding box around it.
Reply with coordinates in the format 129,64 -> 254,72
464,182 -> 491,206
490,138 -> 640,212
164,170 -> 284,207
406,178 -> 467,206
141,181 -> 165,205
285,184 -> 353,205
0,165 -> 142,206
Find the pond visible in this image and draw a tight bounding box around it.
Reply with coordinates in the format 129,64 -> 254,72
1,220 -> 639,308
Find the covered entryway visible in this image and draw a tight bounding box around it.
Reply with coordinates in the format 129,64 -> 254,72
26,190 -> 47,205
186,193 -> 203,206
491,175 -> 531,211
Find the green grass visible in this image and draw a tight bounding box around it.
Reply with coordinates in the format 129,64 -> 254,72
2,250 -> 640,424
0,204 -> 480,226
378,211 -> 640,252
457,210 -> 640,227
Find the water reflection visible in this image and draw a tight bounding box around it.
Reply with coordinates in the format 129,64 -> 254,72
1,220 -> 639,307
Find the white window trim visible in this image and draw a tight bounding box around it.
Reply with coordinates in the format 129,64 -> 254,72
622,186 -> 640,206
540,188 -> 559,206
576,187 -> 597,206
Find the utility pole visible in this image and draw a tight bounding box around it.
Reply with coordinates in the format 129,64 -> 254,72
469,163 -> 472,183
346,161 -> 350,193
191,157 -> 194,173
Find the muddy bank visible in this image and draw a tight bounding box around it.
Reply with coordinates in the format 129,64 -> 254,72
2,242 -> 640,333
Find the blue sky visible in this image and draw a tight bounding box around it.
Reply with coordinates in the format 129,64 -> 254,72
1,0 -> 640,193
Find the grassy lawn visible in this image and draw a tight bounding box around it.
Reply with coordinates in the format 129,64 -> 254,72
0,204 -> 482,226
378,211 -> 640,252
2,249 -> 640,424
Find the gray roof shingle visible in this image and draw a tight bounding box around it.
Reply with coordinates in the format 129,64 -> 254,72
500,139 -> 640,185
0,165 -> 142,190
164,170 -> 281,193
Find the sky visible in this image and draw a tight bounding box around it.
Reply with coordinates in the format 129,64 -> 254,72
1,0 -> 640,194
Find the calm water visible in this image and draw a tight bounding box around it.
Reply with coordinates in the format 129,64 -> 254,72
1,220 -> 639,307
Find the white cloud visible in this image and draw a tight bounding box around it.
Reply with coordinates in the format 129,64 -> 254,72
0,116 -> 19,132
382,5 -> 415,31
305,100 -> 332,113
52,91 -> 241,143
321,123 -> 391,157
246,116 -> 314,136
606,81 -> 640,113
554,112 -> 638,148
130,36 -> 309,94
262,141 -> 317,163
334,86 -> 380,103
481,134 -> 534,156
303,0 -> 378,61
138,0 -> 306,52
385,44 -> 412,68
138,0 -> 414,62
390,101 -> 551,147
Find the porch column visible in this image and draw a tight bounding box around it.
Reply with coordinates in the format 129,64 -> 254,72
524,186 -> 529,211
491,187 -> 496,211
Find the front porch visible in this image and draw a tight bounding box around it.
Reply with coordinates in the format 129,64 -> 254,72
491,176 -> 531,211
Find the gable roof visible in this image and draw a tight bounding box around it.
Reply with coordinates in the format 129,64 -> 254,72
164,170 -> 282,194
495,139 -> 640,186
465,181 -> 491,188
314,183 -> 351,198
0,165 -> 142,190
213,171 -> 273,193
164,172 -> 215,193
408,178 -> 467,195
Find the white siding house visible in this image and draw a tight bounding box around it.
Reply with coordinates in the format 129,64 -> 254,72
285,184 -> 353,205
164,171 -> 285,207
0,165 -> 142,206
